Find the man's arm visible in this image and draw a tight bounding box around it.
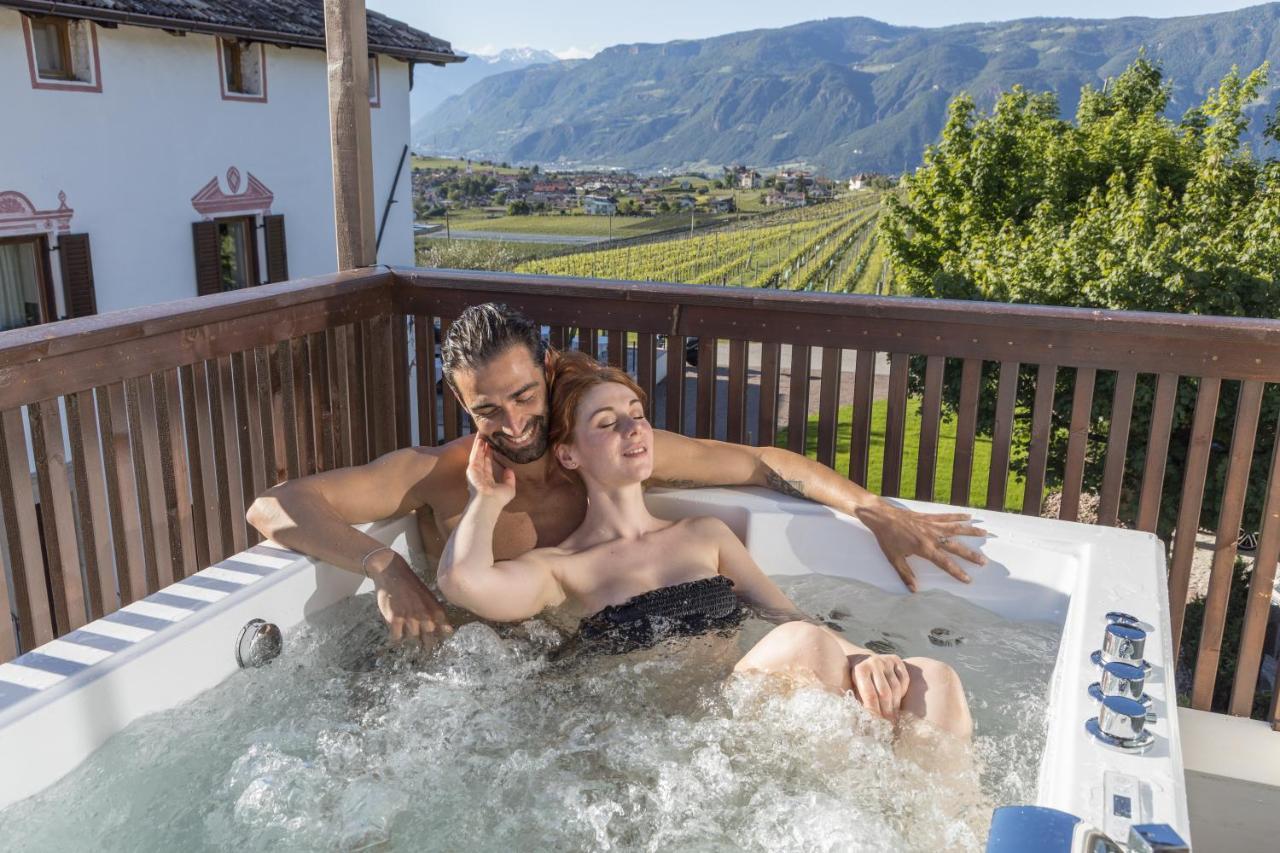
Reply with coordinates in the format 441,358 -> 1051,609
649,429 -> 987,591
246,438 -> 470,640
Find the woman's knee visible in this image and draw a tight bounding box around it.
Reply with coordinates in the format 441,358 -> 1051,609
737,621 -> 848,687
904,657 -> 964,699
740,620 -> 824,665
904,657 -> 972,737
769,619 -> 828,646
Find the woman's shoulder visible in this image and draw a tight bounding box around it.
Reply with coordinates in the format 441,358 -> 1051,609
676,515 -> 735,541
684,514 -> 731,531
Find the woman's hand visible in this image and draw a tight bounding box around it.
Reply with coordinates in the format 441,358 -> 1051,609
466,437 -> 517,506
850,652 -> 910,722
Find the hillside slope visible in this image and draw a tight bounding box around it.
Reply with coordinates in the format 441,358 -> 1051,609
418,5 -> 1280,174
411,47 -> 561,124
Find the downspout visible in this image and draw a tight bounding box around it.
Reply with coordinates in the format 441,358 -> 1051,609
376,143 -> 409,253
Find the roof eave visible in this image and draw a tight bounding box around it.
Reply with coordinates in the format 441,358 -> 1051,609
1,1 -> 465,64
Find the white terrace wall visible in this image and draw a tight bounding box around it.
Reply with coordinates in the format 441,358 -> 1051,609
0,11 -> 416,316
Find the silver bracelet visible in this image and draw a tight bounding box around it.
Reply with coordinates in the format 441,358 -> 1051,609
360,545 -> 395,577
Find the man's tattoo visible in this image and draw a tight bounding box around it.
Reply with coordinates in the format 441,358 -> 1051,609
765,470 -> 806,498
647,477 -> 717,489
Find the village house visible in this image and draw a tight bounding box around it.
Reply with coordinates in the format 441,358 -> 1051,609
735,168 -> 761,189
807,181 -> 834,200
582,194 -> 617,216
531,180 -> 571,194
710,196 -> 736,213
765,190 -> 807,208
548,193 -> 577,211
674,194 -> 698,210
0,0 -> 459,331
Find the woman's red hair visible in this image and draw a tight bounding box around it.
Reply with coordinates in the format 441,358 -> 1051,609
548,350 -> 647,455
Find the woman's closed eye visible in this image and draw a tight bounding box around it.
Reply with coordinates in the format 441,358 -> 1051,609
599,413 -> 645,429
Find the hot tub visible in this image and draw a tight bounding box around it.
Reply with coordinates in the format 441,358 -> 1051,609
0,487 -> 1189,847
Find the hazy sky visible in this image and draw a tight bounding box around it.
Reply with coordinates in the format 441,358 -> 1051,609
368,1 -> 1266,58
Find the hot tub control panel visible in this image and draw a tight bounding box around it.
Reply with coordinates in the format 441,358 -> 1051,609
1088,614 -> 1158,753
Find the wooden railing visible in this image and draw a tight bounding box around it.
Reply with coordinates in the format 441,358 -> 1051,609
1,266 -> 1278,728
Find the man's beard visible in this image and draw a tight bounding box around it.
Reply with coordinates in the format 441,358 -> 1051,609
485,417 -> 549,465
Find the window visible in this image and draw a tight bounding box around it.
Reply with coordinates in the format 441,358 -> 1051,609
217,38 -> 266,101
31,17 -> 72,79
23,15 -> 102,92
0,236 -> 54,332
368,55 -> 381,108
223,40 -> 244,93
217,217 -> 259,291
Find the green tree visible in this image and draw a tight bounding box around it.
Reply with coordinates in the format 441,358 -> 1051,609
881,57 -> 1280,536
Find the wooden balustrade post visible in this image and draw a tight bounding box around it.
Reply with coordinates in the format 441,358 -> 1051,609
323,0 -> 377,271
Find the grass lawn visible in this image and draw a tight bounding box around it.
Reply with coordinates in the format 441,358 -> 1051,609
729,188 -> 768,212
778,398 -> 1027,512
424,209 -> 748,237
412,156 -> 523,175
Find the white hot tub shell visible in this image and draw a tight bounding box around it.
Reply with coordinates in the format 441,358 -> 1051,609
0,487 -> 1190,844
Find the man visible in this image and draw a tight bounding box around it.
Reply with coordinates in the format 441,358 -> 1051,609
247,304 -> 987,641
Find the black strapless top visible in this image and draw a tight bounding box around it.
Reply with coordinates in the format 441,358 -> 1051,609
557,575 -> 747,658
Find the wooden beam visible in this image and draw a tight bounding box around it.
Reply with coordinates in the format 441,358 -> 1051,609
323,0 -> 377,270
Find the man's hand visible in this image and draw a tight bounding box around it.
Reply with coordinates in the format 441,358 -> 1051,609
366,551 -> 453,643
850,652 -> 910,722
855,501 -> 988,593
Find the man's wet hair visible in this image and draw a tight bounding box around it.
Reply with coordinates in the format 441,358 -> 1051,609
440,303 -> 546,389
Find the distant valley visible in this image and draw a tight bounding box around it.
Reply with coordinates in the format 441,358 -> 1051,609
414,4 -> 1280,175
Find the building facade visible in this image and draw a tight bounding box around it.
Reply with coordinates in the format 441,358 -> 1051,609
0,2 -> 459,332
582,194 -> 617,216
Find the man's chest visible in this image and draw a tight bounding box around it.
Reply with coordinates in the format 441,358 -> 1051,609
428,484 -> 587,560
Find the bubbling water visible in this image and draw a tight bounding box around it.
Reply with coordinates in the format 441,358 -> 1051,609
0,575 -> 1059,852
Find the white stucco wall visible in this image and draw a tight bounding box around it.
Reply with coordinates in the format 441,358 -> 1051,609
0,12 -> 418,316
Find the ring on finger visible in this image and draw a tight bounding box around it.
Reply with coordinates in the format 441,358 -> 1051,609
938,535 -> 952,546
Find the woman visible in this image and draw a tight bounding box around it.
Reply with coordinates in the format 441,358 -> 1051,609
438,351 -> 972,737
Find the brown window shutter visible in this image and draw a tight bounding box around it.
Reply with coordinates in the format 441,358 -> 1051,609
192,221 -> 221,296
57,233 -> 97,318
263,214 -> 288,283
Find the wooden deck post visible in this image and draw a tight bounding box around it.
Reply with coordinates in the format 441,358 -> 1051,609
323,0 -> 377,270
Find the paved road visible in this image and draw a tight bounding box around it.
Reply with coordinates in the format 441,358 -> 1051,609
420,230 -> 608,245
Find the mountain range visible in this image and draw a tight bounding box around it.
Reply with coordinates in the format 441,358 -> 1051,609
414,4 -> 1280,175
410,47 -> 562,124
